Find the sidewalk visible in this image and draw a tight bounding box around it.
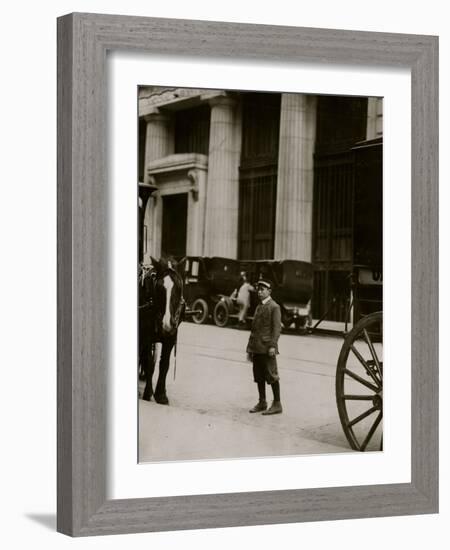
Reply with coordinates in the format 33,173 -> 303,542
139,398 -> 351,463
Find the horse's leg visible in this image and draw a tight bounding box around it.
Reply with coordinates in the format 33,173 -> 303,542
142,343 -> 155,401
138,341 -> 147,381
138,336 -> 146,388
154,340 -> 174,405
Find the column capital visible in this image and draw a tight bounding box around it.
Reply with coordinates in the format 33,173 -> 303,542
143,111 -> 172,123
207,93 -> 236,109
146,175 -> 159,198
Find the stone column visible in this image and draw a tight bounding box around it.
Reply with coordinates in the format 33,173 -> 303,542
186,168 -> 208,256
143,113 -> 174,182
143,191 -> 161,264
143,113 -> 174,258
366,97 -> 383,140
274,93 -> 316,261
204,95 -> 241,258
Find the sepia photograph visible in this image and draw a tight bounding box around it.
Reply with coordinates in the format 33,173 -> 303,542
137,86 -> 383,463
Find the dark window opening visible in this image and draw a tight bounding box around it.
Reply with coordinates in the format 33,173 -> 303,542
161,194 -> 188,260
238,92 -> 281,259
315,95 -> 368,155
174,105 -> 211,155
241,92 -> 281,168
312,95 -> 369,321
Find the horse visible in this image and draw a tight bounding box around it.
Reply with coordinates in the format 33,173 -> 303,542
138,257 -> 185,404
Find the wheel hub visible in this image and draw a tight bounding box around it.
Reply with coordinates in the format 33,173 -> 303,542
372,390 -> 382,409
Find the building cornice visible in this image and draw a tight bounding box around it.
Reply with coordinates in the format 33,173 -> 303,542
147,153 -> 208,175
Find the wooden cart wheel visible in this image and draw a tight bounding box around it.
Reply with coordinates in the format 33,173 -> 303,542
336,311 -> 383,451
191,298 -> 209,324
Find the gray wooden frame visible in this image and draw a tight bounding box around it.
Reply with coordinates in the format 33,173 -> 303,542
57,13 -> 438,537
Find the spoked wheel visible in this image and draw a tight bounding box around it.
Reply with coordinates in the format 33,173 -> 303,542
213,301 -> 229,327
191,298 -> 209,324
294,318 -> 308,333
336,311 -> 383,452
281,311 -> 293,330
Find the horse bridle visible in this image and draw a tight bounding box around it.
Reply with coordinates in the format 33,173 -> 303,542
138,267 -> 185,325
138,265 -> 156,310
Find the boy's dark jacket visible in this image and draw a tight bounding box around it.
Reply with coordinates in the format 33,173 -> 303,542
246,299 -> 281,354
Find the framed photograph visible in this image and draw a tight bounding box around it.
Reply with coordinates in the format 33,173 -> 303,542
57,13 -> 438,536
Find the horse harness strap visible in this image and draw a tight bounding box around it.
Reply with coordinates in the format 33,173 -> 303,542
173,339 -> 177,381
172,298 -> 185,381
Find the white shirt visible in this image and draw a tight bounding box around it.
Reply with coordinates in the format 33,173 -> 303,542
236,282 -> 254,304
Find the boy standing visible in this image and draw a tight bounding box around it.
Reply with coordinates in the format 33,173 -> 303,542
246,279 -> 282,415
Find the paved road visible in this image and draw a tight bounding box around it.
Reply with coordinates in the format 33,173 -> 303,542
139,322 -> 353,462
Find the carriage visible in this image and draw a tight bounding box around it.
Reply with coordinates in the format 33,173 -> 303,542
334,138 -> 383,452
335,269 -> 382,451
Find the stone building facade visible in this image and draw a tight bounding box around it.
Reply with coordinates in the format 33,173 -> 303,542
138,87 -> 383,321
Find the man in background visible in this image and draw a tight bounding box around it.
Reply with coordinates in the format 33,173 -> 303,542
230,271 -> 254,327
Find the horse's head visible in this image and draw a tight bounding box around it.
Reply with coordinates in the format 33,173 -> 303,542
150,256 -> 177,274
149,256 -> 184,335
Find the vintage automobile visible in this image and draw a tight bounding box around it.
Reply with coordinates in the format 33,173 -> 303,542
177,256 -> 241,324
179,256 -> 313,331
212,259 -> 314,332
